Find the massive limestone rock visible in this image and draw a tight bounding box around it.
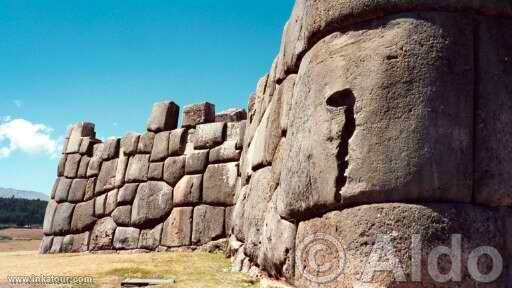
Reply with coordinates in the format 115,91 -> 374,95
150,131 -> 170,162
294,203 -> 509,288
95,159 -> 118,194
173,175 -> 202,206
121,133 -> 140,156
192,205 -> 225,246
215,108 -> 247,123
168,128 -> 187,156
54,178 -> 72,203
112,205 -> 132,226
43,201 -> 58,235
161,207 -> 193,247
131,181 -> 173,227
163,156 -> 186,186
68,179 -> 87,203
125,154 -> 150,183
147,101 -> 180,132
71,200 -> 96,233
89,217 -> 117,251
278,13 -> 474,220
113,227 -> 140,250
185,150 -> 209,174
203,163 -> 238,205
52,203 -> 75,235
64,154 -> 81,179
118,183 -> 139,205
183,102 -> 216,128
193,122 -> 226,149
139,224 -> 163,250
475,17 -> 512,207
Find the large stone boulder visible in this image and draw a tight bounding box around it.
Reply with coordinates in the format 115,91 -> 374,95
95,159 -> 118,194
121,133 -> 140,156
64,154 -> 81,178
113,227 -> 140,250
62,232 -> 90,253
112,205 -> 132,226
169,128 -> 187,156
185,150 -> 209,174
215,108 -> 247,123
118,183 -> 139,205
125,154 -> 150,183
278,13 -> 474,220
150,131 -> 170,162
192,205 -> 225,246
147,101 -> 179,132
67,179 -> 87,203
475,17 -> 512,207
193,122 -> 225,149
173,175 -> 202,206
161,207 -> 193,247
163,156 -> 186,186
54,178 -> 72,202
52,203 -> 75,235
294,203 -> 509,288
183,102 -> 215,128
139,224 -> 163,250
89,217 -> 117,251
71,200 -> 96,233
43,201 -> 58,235
131,181 -> 173,227
203,163 -> 238,205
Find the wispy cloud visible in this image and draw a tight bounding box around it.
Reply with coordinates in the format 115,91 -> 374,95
0,118 -> 60,158
13,100 -> 23,108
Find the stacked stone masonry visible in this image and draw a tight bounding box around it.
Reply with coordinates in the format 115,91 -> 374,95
229,1 -> 512,287
43,0 -> 512,287
42,102 -> 247,253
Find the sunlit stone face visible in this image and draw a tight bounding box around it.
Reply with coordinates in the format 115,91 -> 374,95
278,13 -> 474,220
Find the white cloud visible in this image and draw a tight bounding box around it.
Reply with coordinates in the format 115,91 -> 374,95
0,118 -> 59,158
13,100 -> 23,108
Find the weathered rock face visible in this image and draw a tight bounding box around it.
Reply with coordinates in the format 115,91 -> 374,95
295,203 -> 509,288
42,2 -> 512,287
43,101 -> 242,254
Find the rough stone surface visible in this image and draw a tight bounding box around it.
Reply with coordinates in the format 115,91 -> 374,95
125,154 -> 150,183
52,203 -> 75,235
57,156 -> 66,177
68,179 -> 87,203
203,163 -> 238,205
95,159 -> 118,194
105,190 -> 118,215
163,156 -> 186,186
118,183 -> 138,205
137,132 -> 155,154
77,156 -> 90,178
84,178 -> 96,201
54,178 -> 72,203
475,17 -> 512,207
50,236 -> 64,253
161,207 -> 193,247
173,175 -> 202,206
40,236 -> 54,254
183,102 -> 215,127
131,181 -> 173,227
138,224 -> 163,250
43,201 -> 58,235
192,205 -> 224,246
94,194 -> 106,218
148,162 -> 164,180
115,151 -> 128,188
215,108 -> 247,123
193,122 -> 225,149
113,227 -> 140,250
71,200 -> 96,233
257,193 -> 296,280
89,218 -> 117,251
147,101 -> 179,132
64,154 -> 81,178
150,131 -> 170,162
66,232 -> 90,253
121,133 -> 140,156
241,167 -> 274,261
86,157 -> 102,177
295,203 -> 508,288
112,206 -> 132,226
277,75 -> 296,134
101,138 -> 120,160
279,13 -> 474,220
209,141 -> 240,163
168,128 -> 187,156
185,150 -> 209,174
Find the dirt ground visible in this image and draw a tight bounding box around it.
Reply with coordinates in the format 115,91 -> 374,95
0,250 -> 258,288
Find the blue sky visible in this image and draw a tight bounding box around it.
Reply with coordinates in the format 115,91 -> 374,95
0,0 -> 294,195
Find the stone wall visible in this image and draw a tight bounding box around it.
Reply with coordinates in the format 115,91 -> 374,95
40,102 -> 246,253
229,0 -> 512,287
41,0 -> 512,287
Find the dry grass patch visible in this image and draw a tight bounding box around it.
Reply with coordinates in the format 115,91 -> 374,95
0,250 -> 258,288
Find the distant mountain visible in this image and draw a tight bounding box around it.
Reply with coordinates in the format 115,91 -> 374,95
0,188 -> 49,201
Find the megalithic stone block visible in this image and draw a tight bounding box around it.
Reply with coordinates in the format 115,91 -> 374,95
182,102 -> 216,128
147,101 -> 180,132
215,108 -> 247,123
66,122 -> 96,154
